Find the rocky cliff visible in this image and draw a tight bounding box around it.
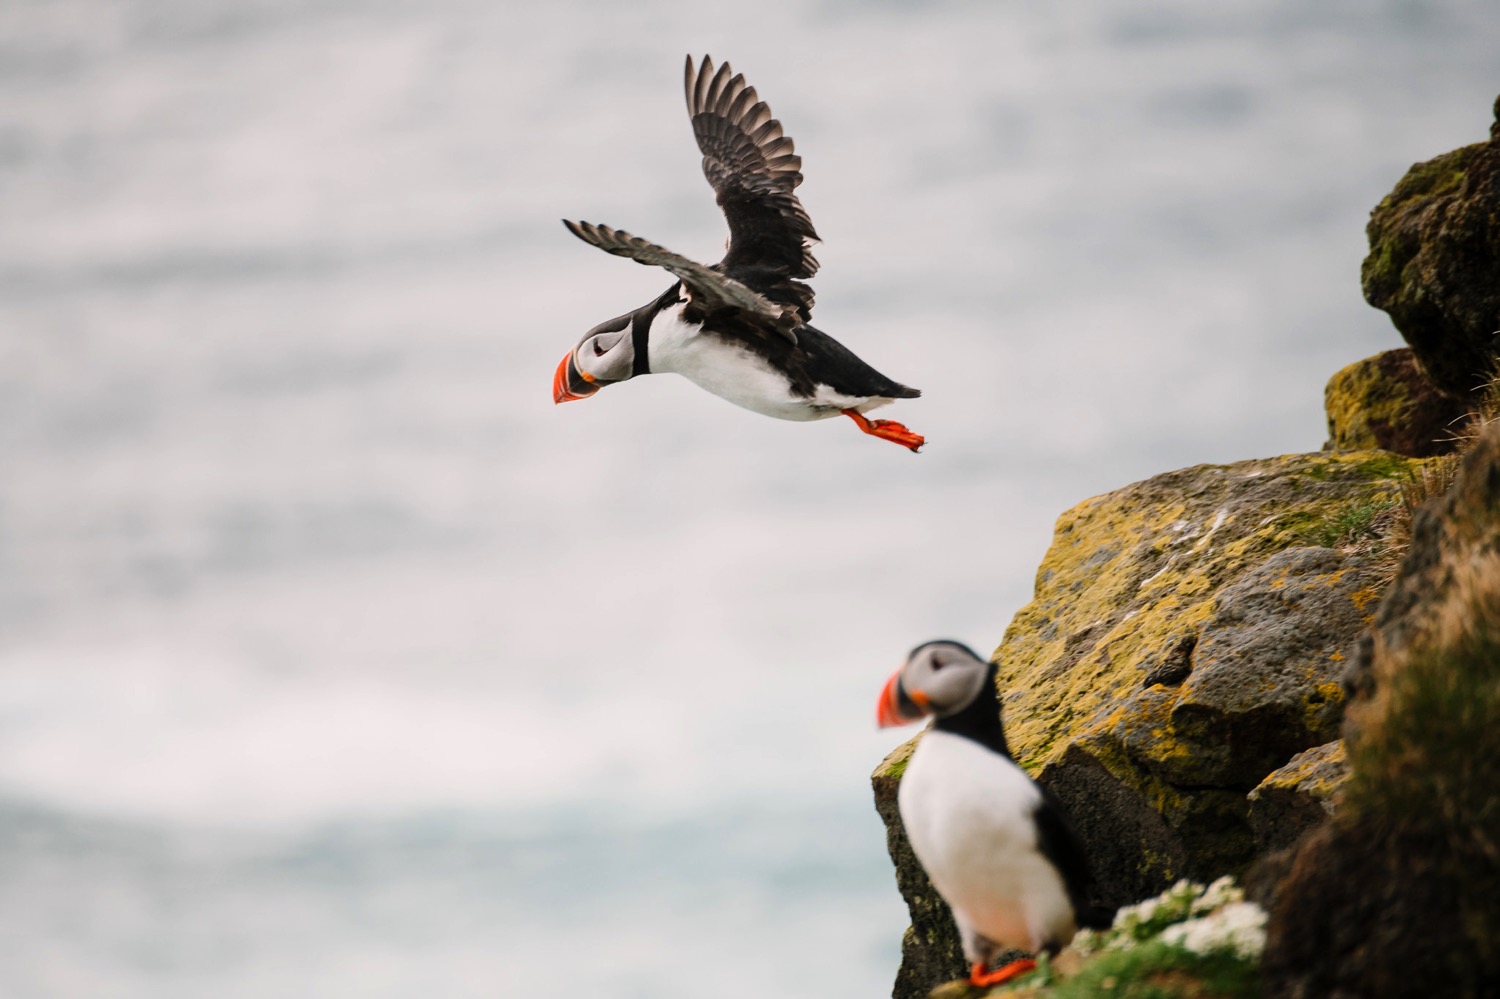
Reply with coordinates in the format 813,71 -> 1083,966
1260,423 -> 1500,998
1361,95 -> 1500,400
872,450 -> 1424,996
874,92 -> 1500,999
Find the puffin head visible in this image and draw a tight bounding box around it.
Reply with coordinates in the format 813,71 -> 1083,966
553,310 -> 639,404
877,640 -> 990,727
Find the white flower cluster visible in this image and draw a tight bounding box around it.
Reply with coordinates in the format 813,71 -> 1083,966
1069,876 -> 1266,960
1159,900 -> 1267,959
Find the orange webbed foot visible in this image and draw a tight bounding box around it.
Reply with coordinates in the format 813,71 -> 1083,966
841,409 -> 925,452
968,958 -> 1037,988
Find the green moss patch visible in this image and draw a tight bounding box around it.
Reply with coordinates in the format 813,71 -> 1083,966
1294,497 -> 1398,550
1361,143 -> 1481,297
980,880 -> 1265,999
1033,942 -> 1260,999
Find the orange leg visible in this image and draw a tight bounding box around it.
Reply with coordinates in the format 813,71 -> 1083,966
969,958 -> 1037,988
841,409 -> 925,452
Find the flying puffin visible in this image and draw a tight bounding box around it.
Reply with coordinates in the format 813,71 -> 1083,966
554,55 -> 925,452
877,640 -> 1115,987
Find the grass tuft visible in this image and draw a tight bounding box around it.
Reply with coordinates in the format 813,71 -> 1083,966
1297,498 -> 1397,550
1042,941 -> 1260,999
1365,365 -> 1500,580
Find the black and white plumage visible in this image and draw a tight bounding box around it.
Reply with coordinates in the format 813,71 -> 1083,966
554,55 -> 924,452
877,641 -> 1114,986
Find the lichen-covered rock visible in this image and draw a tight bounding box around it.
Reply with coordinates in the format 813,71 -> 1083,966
872,738 -> 967,999
1140,547 -> 1370,789
875,450 -> 1428,997
996,451 -> 1414,904
1323,348 -> 1467,456
1263,425 -> 1500,998
1360,95 -> 1500,398
992,452 -> 1411,773
1246,741 -> 1347,854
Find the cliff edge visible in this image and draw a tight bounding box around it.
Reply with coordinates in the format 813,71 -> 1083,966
874,91 -> 1500,999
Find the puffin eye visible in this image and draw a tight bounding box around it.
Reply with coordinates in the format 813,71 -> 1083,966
592,338 -> 607,356
929,656 -> 945,671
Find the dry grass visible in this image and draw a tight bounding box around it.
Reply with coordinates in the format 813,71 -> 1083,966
1365,364 -> 1500,583
1443,364 -> 1500,448
1364,456 -> 1459,583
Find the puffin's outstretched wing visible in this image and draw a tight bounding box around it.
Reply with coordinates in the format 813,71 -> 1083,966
684,54 -> 818,319
562,219 -> 798,339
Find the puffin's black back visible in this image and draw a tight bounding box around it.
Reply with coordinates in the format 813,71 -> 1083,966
679,291 -> 920,402
934,659 -> 1116,934
790,323 -> 921,400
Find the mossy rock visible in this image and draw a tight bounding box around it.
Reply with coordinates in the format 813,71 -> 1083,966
1264,425 -> 1500,997
992,451 -> 1423,904
1323,348 -> 1467,456
1246,741 -> 1347,854
1360,95 -> 1500,398
875,449 -> 1429,997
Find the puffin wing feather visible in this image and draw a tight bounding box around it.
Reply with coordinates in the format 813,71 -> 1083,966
684,54 -> 818,320
562,219 -> 798,340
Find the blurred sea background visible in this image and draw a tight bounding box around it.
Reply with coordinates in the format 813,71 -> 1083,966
0,1 -> 1495,996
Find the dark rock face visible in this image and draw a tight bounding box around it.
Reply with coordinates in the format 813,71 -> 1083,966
1159,547 -> 1370,789
1246,740 -> 1346,854
1323,348 -> 1468,456
1361,96 -> 1500,398
1262,426 -> 1500,998
1264,819 -> 1474,999
1040,739 -> 1193,904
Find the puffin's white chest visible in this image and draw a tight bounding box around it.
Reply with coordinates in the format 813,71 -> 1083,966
898,729 -> 1075,953
645,305 -> 864,421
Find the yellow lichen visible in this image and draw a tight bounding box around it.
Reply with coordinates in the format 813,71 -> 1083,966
1325,355 -> 1415,450
1259,742 -> 1346,795
991,451 -> 1424,771
1349,586 -> 1382,615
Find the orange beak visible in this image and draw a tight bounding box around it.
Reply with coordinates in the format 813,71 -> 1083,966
877,668 -> 929,728
553,352 -> 600,404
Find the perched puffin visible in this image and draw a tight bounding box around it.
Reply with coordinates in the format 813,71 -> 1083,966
554,55 -> 925,452
877,641 -> 1115,987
